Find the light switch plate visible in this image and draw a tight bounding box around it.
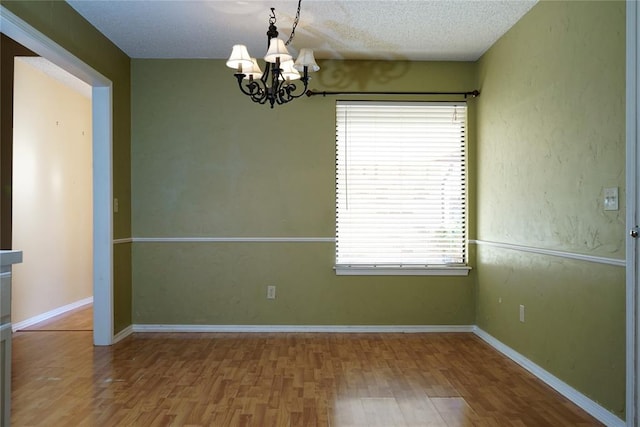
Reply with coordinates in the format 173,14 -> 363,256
267,285 -> 276,299
604,187 -> 618,211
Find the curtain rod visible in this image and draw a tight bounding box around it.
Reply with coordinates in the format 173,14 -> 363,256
306,89 -> 480,98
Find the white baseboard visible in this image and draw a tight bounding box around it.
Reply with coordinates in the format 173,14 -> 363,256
131,324 -> 475,333
12,296 -> 93,332
473,327 -> 625,427
112,325 -> 133,344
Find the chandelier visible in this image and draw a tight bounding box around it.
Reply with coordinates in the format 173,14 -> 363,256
225,1 -> 319,108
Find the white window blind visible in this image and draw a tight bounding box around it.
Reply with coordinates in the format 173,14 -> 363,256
335,101 -> 467,272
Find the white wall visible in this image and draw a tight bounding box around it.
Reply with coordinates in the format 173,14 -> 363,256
11,57 -> 92,324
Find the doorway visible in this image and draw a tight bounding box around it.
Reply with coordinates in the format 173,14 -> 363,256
1,6 -> 113,345
11,56 -> 94,332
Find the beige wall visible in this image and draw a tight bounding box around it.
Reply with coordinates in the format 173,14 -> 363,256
11,57 -> 92,323
475,1 -> 626,417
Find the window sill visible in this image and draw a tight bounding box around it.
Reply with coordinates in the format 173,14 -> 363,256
334,265 -> 471,276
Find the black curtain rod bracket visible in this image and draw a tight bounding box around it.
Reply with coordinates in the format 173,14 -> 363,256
306,89 -> 480,98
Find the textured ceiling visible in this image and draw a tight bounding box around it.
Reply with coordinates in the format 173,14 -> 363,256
67,0 -> 537,61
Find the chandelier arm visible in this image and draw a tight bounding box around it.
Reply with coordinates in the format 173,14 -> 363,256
259,60 -> 271,86
234,74 -> 271,105
255,94 -> 269,105
233,74 -> 254,97
237,76 -> 262,99
290,69 -> 311,99
248,80 -> 269,104
276,85 -> 289,105
278,68 -> 310,103
280,79 -> 309,103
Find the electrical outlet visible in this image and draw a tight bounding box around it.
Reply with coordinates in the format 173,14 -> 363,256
267,285 -> 276,299
519,305 -> 525,323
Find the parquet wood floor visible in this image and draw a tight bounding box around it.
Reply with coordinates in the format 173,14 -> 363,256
11,311 -> 603,426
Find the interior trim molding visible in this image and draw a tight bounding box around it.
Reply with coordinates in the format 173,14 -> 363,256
113,238 -> 133,245
11,296 -> 93,332
126,237 -> 625,269
112,325 -> 133,344
625,0 -> 639,424
471,239 -> 625,267
130,237 -> 335,243
473,327 -> 625,427
131,324 -> 475,333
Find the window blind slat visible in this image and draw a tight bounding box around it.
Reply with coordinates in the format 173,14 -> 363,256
336,101 -> 467,267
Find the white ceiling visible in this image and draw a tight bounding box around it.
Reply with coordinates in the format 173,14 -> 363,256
66,0 -> 537,61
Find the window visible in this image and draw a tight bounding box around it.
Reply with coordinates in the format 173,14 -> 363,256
335,101 -> 469,276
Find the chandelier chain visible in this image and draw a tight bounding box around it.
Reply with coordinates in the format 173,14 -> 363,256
269,7 -> 276,25
284,0 -> 302,46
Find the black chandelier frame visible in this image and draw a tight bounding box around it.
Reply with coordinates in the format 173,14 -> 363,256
233,8 -> 310,109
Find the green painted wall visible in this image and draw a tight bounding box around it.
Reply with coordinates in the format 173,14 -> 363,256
3,0 -> 628,416
131,59 -> 477,325
475,0 -> 626,417
1,0 -> 133,332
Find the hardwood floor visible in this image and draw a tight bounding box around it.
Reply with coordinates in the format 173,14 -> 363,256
12,310 -> 603,426
19,304 -> 92,332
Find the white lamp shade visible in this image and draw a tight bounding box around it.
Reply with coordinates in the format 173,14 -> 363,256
279,60 -> 301,81
243,58 -> 263,80
226,44 -> 253,71
293,48 -> 320,72
264,38 -> 292,63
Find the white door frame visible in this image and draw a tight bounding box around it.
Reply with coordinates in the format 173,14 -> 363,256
627,0 -> 639,425
0,6 -> 114,346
